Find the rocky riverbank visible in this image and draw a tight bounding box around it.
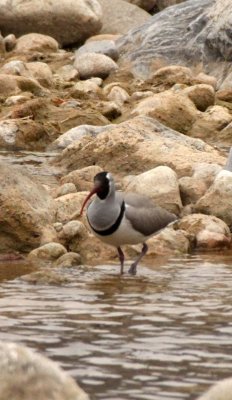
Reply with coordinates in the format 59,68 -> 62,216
0,0 -> 232,271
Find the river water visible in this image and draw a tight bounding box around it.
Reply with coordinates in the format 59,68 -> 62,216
0,253 -> 232,400
1,150 -> 232,399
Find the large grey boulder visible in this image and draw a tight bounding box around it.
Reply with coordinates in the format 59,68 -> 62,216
0,0 -> 102,46
0,341 -> 88,400
117,0 -> 232,88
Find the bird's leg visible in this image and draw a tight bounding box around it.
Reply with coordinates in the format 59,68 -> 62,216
128,243 -> 148,275
117,246 -> 125,275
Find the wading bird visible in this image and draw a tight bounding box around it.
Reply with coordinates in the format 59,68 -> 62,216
80,172 -> 177,275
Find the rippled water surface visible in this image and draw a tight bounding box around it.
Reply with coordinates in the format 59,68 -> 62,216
0,254 -> 232,400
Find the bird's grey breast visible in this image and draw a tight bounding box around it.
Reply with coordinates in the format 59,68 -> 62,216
87,196 -> 122,230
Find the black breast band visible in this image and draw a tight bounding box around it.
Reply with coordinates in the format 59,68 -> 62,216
88,201 -> 125,236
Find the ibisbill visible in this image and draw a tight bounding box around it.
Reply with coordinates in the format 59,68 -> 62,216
80,171 -> 177,275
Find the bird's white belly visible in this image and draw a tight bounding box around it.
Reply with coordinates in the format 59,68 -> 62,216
90,216 -> 147,247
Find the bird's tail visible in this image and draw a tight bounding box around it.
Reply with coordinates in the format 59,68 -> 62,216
224,147 -> 232,172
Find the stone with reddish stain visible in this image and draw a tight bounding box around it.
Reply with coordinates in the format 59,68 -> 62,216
178,213 -> 231,250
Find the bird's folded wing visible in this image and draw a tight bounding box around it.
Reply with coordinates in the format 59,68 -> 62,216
125,204 -> 177,237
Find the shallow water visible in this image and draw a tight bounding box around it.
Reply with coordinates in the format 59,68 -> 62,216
0,253 -> 232,400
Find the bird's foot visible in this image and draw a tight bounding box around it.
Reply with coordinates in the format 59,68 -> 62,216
128,263 -> 137,275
